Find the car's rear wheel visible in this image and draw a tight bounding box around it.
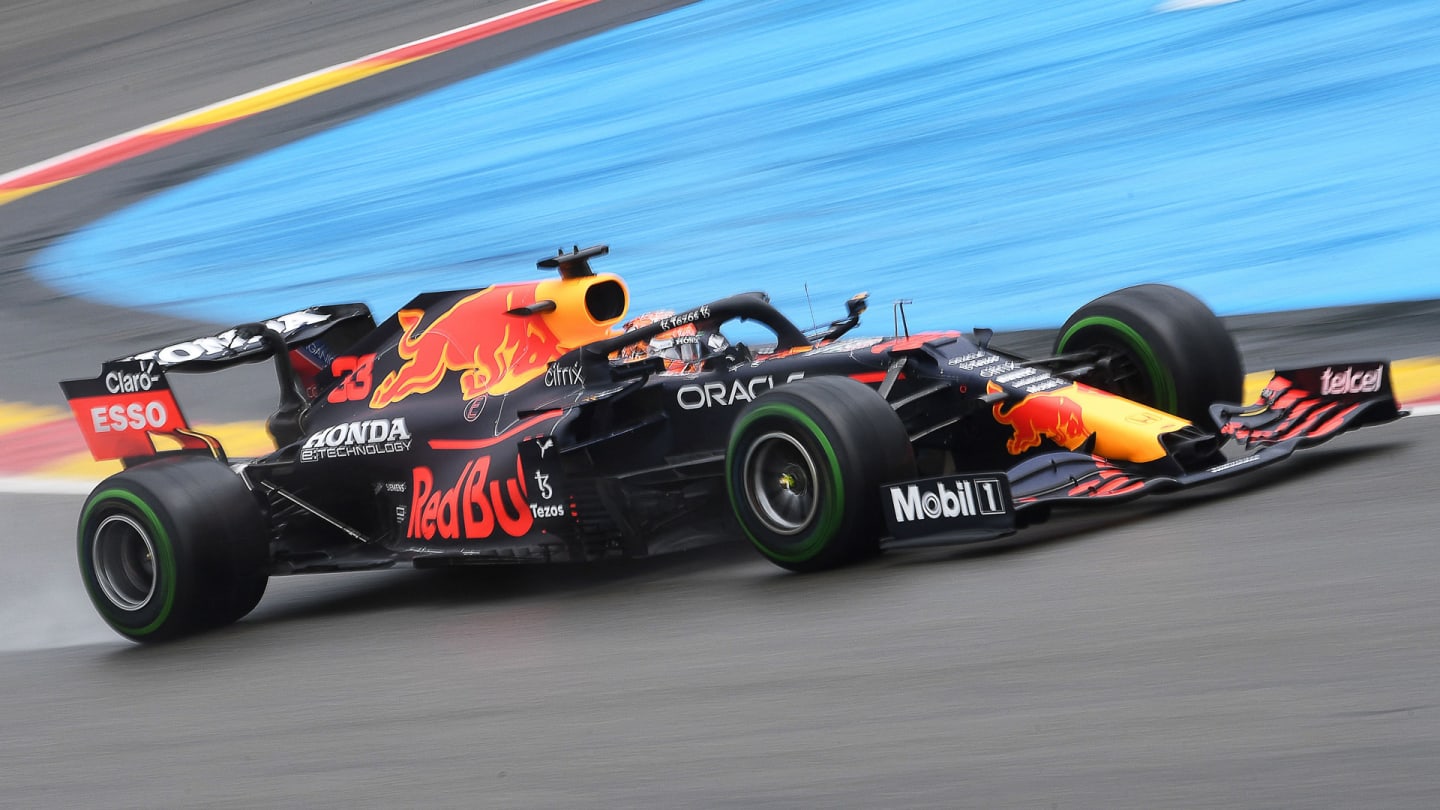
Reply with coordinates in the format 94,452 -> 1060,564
78,456 -> 270,642
727,376 -> 914,572
1055,284 -> 1242,424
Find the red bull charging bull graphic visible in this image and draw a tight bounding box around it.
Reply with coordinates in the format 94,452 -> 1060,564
370,284 -> 570,408
988,381 -> 1091,454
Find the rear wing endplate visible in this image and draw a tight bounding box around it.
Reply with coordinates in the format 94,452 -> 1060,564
59,359 -> 221,463
59,304 -> 374,463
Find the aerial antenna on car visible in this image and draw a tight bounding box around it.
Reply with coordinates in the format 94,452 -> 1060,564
804,283 -> 818,330
892,299 -> 912,339
538,243 -> 609,279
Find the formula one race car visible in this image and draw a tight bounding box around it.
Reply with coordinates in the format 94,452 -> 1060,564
61,245 -> 1404,641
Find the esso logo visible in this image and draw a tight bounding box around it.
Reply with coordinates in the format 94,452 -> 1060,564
91,402 -> 169,433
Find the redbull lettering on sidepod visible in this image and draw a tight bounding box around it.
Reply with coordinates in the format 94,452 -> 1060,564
370,282 -> 597,409
988,381 -> 1091,455
409,454 -> 532,541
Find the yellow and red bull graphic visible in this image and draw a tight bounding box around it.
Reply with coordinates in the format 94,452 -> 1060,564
369,275 -> 627,408
987,381 -> 1190,463
988,381 -> 1090,454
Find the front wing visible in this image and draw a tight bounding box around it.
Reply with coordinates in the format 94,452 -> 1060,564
878,361 -> 1404,549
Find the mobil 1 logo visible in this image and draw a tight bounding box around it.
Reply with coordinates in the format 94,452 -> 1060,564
882,473 -> 1015,542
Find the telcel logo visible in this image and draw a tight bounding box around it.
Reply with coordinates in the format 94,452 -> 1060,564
1320,366 -> 1383,396
890,478 -> 1006,522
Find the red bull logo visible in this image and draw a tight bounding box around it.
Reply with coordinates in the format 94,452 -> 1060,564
370,284 -> 567,408
409,455 -> 532,541
989,381 -> 1091,455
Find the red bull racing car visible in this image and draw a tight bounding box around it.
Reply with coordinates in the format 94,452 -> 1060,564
61,245 -> 1404,641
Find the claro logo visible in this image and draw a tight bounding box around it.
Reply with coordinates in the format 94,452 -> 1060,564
890,477 -> 1007,522
104,361 -> 160,394
1320,365 -> 1383,396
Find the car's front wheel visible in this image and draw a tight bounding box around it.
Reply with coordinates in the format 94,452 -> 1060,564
1055,283 -> 1242,424
78,456 -> 270,642
726,376 -> 914,572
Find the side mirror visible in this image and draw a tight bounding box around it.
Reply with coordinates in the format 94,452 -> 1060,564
820,292 -> 869,343
846,292 -> 869,317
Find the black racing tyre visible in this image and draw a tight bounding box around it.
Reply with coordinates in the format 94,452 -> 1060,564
77,456 -> 270,642
1054,284 -> 1243,424
726,376 -> 915,572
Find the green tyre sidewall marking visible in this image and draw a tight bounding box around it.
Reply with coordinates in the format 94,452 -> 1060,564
79,488 -> 178,638
728,402 -> 845,564
1059,316 -> 1177,414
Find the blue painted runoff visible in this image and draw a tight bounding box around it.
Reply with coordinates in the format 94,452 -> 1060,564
33,0 -> 1440,331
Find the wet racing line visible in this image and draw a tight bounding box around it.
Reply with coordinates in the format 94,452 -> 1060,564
2,3 -> 1440,805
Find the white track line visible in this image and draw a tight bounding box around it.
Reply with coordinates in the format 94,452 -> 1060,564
1,0 -> 1432,496
0,0 -> 572,189
0,477 -> 98,496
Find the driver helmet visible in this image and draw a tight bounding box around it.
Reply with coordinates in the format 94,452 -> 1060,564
615,310 -> 729,368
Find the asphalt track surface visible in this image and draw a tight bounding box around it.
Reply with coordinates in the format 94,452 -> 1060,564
2,2 -> 1439,807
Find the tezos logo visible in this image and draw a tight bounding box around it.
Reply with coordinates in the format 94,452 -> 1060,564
890,478 -> 1007,523
1320,365 -> 1383,396
532,471 -> 554,500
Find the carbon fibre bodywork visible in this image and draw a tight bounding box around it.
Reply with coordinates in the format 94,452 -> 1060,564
62,246 -> 1405,572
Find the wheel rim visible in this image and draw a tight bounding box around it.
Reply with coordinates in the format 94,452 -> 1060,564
1060,317 -> 1176,413
1080,340 -> 1150,403
92,514 -> 157,612
743,431 -> 819,536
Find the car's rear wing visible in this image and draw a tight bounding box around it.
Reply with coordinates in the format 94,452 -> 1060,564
60,304 -> 374,464
119,304 -> 373,372
59,358 -> 220,464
